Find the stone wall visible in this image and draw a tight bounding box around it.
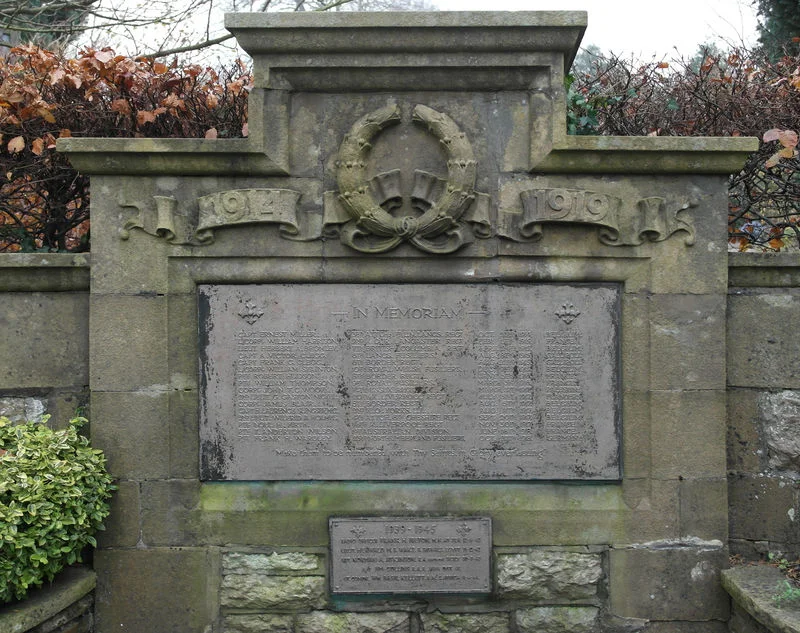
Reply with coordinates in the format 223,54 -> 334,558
219,548 -> 604,633
727,253 -> 800,560
0,253 -> 90,426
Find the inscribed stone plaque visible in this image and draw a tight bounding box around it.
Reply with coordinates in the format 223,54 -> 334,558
198,283 -> 620,480
329,517 -> 492,594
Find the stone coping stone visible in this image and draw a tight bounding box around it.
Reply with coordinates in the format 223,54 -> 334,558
57,138 -> 284,176
226,10 -> 589,29
538,135 -> 757,174
0,253 -> 90,269
729,253 -> 800,269
0,566 -> 96,633
58,136 -> 758,176
722,565 -> 800,633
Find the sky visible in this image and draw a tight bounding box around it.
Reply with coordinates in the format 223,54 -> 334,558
433,0 -> 760,58
80,0 -> 761,64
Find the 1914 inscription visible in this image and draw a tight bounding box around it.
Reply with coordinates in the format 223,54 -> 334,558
330,517 -> 491,594
199,283 -> 620,480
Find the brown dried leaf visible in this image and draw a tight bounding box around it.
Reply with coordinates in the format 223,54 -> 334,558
111,99 -> 131,115
30,137 -> 44,155
136,110 -> 157,126
37,107 -> 56,124
763,128 -> 781,142
204,127 -> 218,139
765,151 -> 781,168
778,129 -> 798,149
94,49 -> 114,64
7,136 -> 24,153
65,74 -> 82,90
49,68 -> 66,84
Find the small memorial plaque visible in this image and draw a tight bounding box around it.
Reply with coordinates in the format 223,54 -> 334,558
199,283 -> 620,480
330,517 -> 492,594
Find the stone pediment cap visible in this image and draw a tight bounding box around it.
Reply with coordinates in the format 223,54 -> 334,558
226,11 -> 587,88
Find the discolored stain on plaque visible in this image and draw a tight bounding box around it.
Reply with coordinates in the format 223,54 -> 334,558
198,283 -> 620,481
329,517 -> 492,594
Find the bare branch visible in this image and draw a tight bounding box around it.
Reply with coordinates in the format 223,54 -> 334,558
150,33 -> 234,58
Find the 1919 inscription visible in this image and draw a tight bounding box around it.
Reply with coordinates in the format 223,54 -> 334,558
199,283 -> 620,480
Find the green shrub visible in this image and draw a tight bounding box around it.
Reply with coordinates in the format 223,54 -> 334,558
0,415 -> 115,603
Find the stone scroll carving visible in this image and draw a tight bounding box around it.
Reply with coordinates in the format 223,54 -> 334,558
120,189 -> 304,245
498,188 -> 696,246
323,103 -> 491,254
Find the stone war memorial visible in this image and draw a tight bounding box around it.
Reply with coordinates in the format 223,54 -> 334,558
54,11 -> 763,633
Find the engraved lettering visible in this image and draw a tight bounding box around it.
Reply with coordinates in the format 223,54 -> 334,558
331,518 -> 491,594
199,284 -> 620,481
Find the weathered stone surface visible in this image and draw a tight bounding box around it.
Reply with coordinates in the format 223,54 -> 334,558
0,292 -> 88,389
90,390 -> 170,480
220,574 -> 326,610
722,565 -> 800,633
759,391 -> 800,471
27,594 -> 93,633
94,548 -> 219,633
728,289 -> 800,389
97,480 -> 140,548
679,478 -> 728,541
728,252 -> 800,289
515,607 -> 599,633
609,543 -> 729,621
728,474 -> 798,544
643,622 -> 729,633
223,551 -> 321,575
296,611 -> 409,633
0,567 -> 95,633
0,253 -> 89,292
496,552 -> 603,600
650,390 -> 727,479
87,178 -> 170,295
222,614 -> 294,633
89,294 -> 168,391
140,480 -> 203,546
729,604 -> 772,633
420,612 -> 510,633
728,389 -> 763,473
648,293 -> 726,391
0,396 -> 45,422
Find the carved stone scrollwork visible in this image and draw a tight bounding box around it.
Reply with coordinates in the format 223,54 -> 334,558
326,103 -> 491,254
498,188 -> 696,246
119,189 -> 304,245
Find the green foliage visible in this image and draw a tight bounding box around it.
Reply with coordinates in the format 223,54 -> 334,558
565,75 -> 600,135
773,579 -> 800,608
0,415 -> 115,604
755,0 -> 800,59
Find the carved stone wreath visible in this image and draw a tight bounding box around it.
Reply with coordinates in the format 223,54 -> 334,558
335,103 -> 480,254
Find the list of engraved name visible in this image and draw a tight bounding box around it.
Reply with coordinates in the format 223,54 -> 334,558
234,303 -> 585,448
